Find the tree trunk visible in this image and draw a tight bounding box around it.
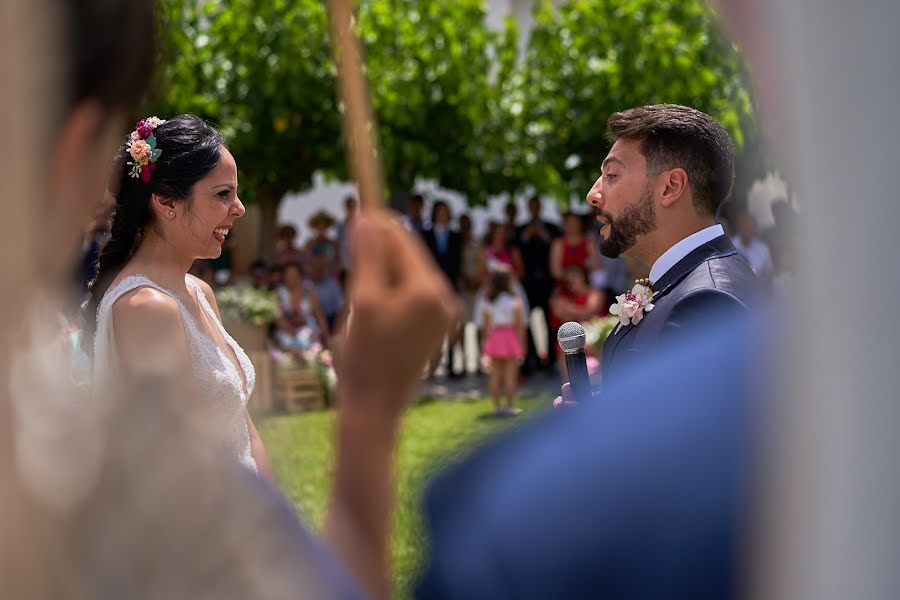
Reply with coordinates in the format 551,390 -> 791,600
257,191 -> 280,263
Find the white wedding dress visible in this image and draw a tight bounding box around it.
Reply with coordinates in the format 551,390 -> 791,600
93,274 -> 258,472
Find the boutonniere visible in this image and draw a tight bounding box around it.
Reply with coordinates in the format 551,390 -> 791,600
609,279 -> 655,334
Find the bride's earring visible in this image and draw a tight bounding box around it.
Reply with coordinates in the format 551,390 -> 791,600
168,210 -> 175,218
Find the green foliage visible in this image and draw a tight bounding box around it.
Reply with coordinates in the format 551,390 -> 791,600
154,0 -> 341,204
152,0 -> 759,209
518,0 -> 757,202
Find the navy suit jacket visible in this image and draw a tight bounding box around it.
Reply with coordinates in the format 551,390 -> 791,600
416,315 -> 765,600
424,228 -> 463,289
602,235 -> 760,384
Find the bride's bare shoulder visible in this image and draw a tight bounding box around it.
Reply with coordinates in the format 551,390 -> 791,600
112,286 -> 180,323
112,288 -> 188,371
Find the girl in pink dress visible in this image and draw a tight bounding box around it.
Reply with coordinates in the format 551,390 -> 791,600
481,268 -> 526,416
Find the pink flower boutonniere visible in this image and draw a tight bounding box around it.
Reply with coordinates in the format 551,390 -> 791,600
609,282 -> 655,334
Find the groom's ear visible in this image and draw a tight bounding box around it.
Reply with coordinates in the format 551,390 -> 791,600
659,168 -> 689,208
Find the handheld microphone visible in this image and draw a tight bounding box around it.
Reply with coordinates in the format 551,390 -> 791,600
557,321 -> 592,403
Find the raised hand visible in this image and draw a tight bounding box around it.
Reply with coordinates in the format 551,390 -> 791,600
326,210 -> 459,600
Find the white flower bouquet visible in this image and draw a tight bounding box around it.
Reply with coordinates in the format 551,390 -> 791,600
216,285 -> 279,327
581,315 -> 621,352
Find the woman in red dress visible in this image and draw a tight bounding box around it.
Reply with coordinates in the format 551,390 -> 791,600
550,212 -> 600,283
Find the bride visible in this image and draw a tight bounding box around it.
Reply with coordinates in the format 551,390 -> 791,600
83,114 -> 273,481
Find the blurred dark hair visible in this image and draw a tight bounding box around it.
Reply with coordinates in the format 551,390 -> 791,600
486,269 -> 512,303
431,200 -> 451,223
61,0 -> 157,120
564,265 -> 590,288
607,104 -> 734,216
562,211 -> 587,233
82,115 -> 225,352
277,224 -> 298,240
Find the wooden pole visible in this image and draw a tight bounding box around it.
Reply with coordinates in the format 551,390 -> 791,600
326,0 -> 385,212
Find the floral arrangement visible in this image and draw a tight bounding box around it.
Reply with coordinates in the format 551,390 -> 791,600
215,285 -> 279,326
126,116 -> 165,182
582,315 -> 621,351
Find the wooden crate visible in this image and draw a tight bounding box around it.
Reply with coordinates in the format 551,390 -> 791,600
276,364 -> 326,413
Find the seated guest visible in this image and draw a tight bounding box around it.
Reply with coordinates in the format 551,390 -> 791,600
273,262 -> 330,354
550,266 -> 606,378
272,224 -> 306,267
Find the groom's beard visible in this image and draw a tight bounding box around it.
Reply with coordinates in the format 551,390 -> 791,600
596,185 -> 656,258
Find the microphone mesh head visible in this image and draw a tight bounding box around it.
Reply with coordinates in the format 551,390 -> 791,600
557,321 -> 586,353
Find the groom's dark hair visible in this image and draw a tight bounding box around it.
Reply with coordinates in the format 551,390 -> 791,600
606,104 -> 734,216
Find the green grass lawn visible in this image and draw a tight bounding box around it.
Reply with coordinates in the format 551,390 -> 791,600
259,394 -> 551,598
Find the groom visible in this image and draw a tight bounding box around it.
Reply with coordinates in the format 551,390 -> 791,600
587,104 -> 760,387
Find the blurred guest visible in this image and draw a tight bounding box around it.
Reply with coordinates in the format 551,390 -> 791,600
480,222 -> 524,281
549,266 -> 606,378
336,195 -> 358,284
476,223 -> 529,363
732,213 -> 774,284
459,214 -> 483,313
308,257 -> 344,333
589,253 -> 630,312
504,200 -> 520,245
517,195 -> 561,372
404,193 -> 428,237
481,269 -> 526,416
306,210 -> 340,278
424,201 -> 463,287
268,264 -> 285,291
550,212 -> 601,283
274,262 -> 330,353
249,259 -> 271,291
771,239 -> 794,300
273,224 -> 305,268
424,201 -> 464,378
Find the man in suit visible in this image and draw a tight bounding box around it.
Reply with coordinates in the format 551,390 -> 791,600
588,104 -> 761,384
517,195 -> 562,373
423,200 -> 464,378
423,200 -> 463,288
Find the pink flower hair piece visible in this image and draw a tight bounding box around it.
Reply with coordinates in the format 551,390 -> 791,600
125,116 -> 166,182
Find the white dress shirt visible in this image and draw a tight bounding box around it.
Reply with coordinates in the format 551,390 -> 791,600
649,224 -> 725,284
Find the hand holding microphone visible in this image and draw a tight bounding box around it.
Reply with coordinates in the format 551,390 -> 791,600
556,321 -> 592,406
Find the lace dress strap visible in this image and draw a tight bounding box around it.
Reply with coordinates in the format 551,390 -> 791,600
187,277 -> 256,401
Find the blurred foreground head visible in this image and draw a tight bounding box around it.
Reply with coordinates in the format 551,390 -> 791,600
1,0 -> 156,597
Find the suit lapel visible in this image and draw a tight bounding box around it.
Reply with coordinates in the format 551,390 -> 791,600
650,235 -> 739,302
602,235 -> 739,371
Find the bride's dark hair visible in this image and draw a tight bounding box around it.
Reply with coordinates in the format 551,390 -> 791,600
82,114 -> 224,353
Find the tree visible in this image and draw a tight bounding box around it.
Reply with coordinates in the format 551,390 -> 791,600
151,0 -> 763,243
153,0 -> 343,258
354,0 -> 517,203
516,0 -> 760,203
